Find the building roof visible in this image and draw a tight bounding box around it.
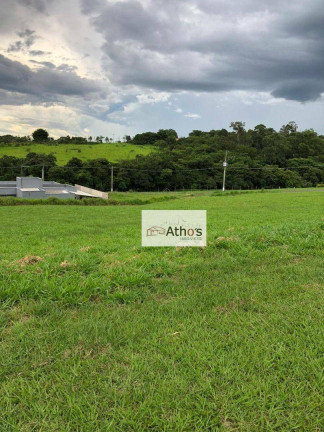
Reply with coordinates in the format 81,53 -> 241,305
45,189 -> 70,194
19,188 -> 43,192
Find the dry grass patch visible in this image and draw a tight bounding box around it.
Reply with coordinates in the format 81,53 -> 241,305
18,255 -> 43,266
59,260 -> 75,268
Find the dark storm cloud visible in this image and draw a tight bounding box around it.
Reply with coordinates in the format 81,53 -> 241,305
271,80 -> 324,102
81,0 -> 324,102
0,54 -> 104,100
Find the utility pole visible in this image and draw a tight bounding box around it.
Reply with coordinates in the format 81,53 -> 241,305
110,165 -> 114,192
222,151 -> 228,192
41,164 -> 45,181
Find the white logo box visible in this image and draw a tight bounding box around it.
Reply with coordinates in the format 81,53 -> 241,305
142,210 -> 206,247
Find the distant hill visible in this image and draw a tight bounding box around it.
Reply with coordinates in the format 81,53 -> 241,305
0,142 -> 155,165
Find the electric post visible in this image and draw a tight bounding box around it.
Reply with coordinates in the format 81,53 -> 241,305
111,165 -> 114,192
41,164 -> 45,181
222,151 -> 228,192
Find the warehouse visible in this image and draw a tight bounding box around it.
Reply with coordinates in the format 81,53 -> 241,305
0,177 -> 108,199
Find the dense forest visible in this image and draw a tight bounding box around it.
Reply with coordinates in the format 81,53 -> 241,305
0,122 -> 323,191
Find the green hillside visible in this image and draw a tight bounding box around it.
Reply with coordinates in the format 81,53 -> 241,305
0,142 -> 155,165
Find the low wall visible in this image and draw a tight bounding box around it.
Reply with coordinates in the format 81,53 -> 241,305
75,184 -> 109,199
0,187 -> 16,196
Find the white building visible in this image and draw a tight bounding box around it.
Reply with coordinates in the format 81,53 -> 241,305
0,177 -> 108,200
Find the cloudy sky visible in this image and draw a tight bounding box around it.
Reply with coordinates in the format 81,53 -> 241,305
0,0 -> 323,138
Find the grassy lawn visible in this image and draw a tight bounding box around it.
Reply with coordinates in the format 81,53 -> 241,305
0,191 -> 323,431
0,142 -> 154,165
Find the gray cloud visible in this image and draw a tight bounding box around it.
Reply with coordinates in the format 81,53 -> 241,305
0,0 -> 323,138
7,41 -> 24,53
29,50 -> 47,56
0,54 -> 104,100
271,80 -> 324,102
18,0 -> 51,13
29,59 -> 56,68
8,28 -> 37,52
81,0 -> 324,102
0,89 -> 57,105
57,63 -> 78,73
29,59 -> 78,72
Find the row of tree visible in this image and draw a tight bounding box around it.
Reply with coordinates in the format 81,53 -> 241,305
0,129 -> 132,146
0,123 -> 323,190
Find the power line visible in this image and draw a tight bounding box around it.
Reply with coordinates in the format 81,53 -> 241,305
0,164 -> 323,172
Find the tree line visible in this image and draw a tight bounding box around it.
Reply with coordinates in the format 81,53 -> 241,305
0,122 -> 323,190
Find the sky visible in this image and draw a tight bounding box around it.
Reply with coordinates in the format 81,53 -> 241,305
0,0 -> 323,139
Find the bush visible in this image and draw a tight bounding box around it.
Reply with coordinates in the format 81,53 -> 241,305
0,195 -> 177,206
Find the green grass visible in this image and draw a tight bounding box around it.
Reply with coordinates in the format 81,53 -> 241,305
0,142 -> 155,165
0,191 -> 323,431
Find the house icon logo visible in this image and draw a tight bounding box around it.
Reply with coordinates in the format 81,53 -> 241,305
146,226 -> 166,237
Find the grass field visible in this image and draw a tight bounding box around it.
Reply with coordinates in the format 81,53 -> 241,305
0,191 -> 323,431
0,142 -> 154,165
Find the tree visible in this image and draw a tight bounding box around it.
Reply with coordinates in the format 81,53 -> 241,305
65,157 -> 83,169
24,152 -> 56,178
189,130 -> 204,137
252,124 -> 275,149
217,129 -> 229,137
32,128 -> 49,142
47,166 -> 68,184
280,121 -> 298,136
230,122 -> 246,143
1,121 -> 322,191
133,132 -> 158,146
157,129 -> 178,141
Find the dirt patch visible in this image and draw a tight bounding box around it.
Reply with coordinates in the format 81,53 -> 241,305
222,418 -> 236,430
216,236 -> 239,242
301,283 -> 322,291
18,256 -> 43,267
154,294 -> 179,304
109,260 -> 121,268
60,260 -> 75,268
80,246 -> 91,252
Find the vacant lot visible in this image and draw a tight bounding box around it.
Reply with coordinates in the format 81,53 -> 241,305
0,142 -> 154,165
0,191 -> 323,431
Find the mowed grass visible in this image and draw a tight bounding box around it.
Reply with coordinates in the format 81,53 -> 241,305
0,142 -> 154,165
0,191 -> 323,431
